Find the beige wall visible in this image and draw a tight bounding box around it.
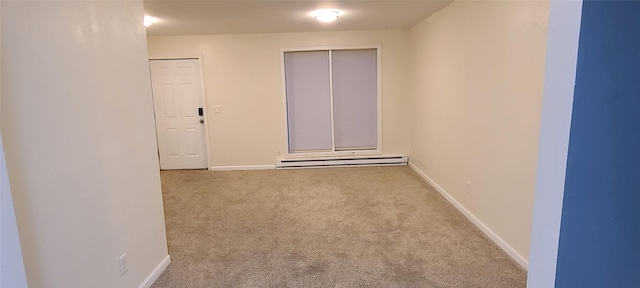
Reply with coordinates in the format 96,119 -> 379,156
408,1 -> 550,265
2,1 -> 168,287
147,30 -> 410,168
0,1 -> 29,285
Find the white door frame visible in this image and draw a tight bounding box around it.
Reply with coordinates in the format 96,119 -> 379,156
148,56 -> 211,170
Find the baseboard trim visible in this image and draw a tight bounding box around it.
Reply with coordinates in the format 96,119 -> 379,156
408,162 -> 529,270
209,165 -> 276,171
138,255 -> 170,288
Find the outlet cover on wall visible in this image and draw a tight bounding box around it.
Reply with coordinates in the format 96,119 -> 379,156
465,181 -> 472,195
119,253 -> 128,276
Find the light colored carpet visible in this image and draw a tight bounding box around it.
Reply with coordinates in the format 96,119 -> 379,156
151,166 -> 526,287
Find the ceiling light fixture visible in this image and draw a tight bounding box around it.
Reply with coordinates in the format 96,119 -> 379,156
144,16 -> 157,27
313,10 -> 340,23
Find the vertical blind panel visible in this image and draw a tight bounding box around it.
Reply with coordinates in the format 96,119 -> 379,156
331,49 -> 378,150
284,51 -> 333,152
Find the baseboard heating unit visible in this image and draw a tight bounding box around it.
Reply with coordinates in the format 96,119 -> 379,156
276,155 -> 408,169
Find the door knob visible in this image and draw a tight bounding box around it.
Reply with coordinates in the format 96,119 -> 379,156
199,119 -> 204,124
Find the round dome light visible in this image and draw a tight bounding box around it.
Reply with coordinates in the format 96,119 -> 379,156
313,10 -> 339,23
144,16 -> 157,27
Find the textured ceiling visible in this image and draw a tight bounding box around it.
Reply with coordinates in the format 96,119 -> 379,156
143,0 -> 452,36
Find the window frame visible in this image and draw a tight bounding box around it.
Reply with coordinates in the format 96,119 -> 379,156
280,45 -> 383,158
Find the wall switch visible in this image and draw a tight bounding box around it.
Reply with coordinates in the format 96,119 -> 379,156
465,181 -> 472,195
119,253 -> 128,276
213,105 -> 222,113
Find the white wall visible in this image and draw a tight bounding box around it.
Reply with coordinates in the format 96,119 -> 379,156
147,30 -> 410,168
408,1 -> 550,267
0,1 -> 29,285
527,1 -> 582,286
1,1 -> 169,287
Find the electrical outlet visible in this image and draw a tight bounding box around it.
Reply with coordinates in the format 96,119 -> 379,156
119,253 -> 128,276
213,105 -> 222,113
277,149 -> 281,156
465,181 -> 472,195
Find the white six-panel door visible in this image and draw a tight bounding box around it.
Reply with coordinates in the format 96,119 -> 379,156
149,59 -> 208,170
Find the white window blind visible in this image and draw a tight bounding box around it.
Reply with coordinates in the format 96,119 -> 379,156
284,48 -> 379,154
284,51 -> 333,152
331,49 -> 378,150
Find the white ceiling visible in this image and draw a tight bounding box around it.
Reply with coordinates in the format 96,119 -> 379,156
143,0 -> 453,36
